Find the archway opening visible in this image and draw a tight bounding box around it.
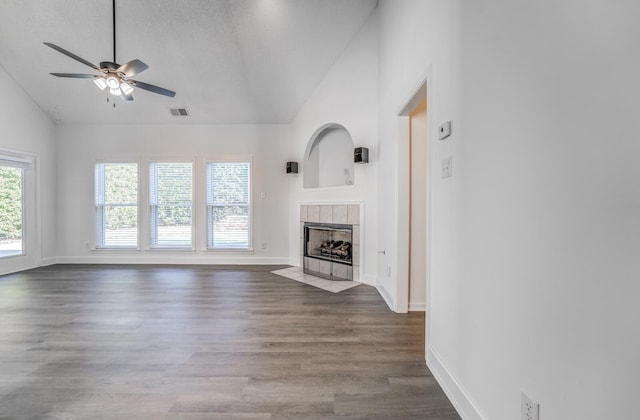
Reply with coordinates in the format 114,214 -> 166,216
303,123 -> 355,189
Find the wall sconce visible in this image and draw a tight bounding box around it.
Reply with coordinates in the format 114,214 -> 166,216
354,147 -> 369,163
286,161 -> 299,173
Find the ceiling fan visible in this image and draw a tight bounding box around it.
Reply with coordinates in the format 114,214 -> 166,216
44,0 -> 175,101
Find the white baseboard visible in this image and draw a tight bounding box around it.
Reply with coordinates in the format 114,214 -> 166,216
40,257 -> 57,267
376,283 -> 394,312
427,347 -> 487,420
55,256 -> 290,265
362,273 -> 376,286
409,301 -> 426,311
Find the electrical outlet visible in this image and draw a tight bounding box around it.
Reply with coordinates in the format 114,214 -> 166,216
261,242 -> 267,250
521,392 -> 539,420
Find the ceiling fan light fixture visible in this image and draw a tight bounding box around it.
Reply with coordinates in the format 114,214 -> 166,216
106,74 -> 120,89
120,81 -> 134,95
110,87 -> 123,96
93,77 -> 108,90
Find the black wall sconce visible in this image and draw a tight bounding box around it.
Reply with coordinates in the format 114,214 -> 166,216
354,147 -> 369,163
286,161 -> 299,173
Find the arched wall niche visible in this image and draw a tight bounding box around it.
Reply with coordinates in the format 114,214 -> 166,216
303,123 -> 355,189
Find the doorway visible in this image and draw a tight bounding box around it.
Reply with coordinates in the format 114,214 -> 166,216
409,98 -> 427,311
396,80 -> 429,314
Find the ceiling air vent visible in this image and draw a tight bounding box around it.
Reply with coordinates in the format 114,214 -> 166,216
169,107 -> 189,117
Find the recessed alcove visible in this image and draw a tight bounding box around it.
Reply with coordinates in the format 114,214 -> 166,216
303,123 -> 355,188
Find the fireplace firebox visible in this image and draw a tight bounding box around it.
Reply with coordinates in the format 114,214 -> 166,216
303,223 -> 353,281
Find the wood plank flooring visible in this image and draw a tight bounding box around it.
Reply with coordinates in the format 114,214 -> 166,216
0,264 -> 460,419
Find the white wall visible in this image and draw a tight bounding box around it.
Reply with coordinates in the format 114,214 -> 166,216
0,64 -> 56,275
55,124 -> 290,264
288,13 -> 378,284
456,1 -> 640,418
379,0 -> 640,419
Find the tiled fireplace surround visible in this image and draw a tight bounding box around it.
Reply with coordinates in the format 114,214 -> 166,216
300,203 -> 360,282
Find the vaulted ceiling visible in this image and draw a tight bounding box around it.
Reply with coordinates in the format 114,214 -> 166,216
0,0 -> 377,124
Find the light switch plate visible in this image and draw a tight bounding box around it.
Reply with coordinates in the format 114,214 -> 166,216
441,156 -> 453,178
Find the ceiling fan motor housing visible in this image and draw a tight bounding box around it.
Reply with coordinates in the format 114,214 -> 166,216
100,62 -> 120,71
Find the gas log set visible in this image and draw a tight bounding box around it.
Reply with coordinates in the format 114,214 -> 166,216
318,240 -> 352,260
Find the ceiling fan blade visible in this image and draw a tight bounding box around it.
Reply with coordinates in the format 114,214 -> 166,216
117,59 -> 148,77
130,80 -> 176,98
121,94 -> 134,101
43,42 -> 101,71
50,73 -> 98,78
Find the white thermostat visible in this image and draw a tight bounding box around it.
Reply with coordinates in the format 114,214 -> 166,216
439,121 -> 452,140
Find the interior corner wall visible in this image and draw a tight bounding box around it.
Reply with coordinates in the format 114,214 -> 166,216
380,0 -> 640,419
377,0 -> 462,314
0,64 -> 56,275
54,123 -> 290,264
287,12 -> 378,284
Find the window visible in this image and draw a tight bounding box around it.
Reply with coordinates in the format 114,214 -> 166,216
206,161 -> 251,249
95,163 -> 138,248
149,162 -> 193,248
0,161 -> 25,258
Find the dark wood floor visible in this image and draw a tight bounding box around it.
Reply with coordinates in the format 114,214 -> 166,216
0,264 -> 460,419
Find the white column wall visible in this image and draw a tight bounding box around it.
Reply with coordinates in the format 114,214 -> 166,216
288,13 -> 378,285
377,0 -> 462,312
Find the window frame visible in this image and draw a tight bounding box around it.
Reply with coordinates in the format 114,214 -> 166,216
0,156 -> 27,259
205,157 -> 253,251
148,160 -> 195,250
93,161 -> 140,250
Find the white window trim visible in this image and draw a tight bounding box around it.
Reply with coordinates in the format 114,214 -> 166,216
205,156 -> 253,252
93,160 -> 140,250
0,156 -> 28,259
148,159 -> 196,250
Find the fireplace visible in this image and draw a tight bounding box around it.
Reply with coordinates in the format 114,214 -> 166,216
303,223 -> 353,281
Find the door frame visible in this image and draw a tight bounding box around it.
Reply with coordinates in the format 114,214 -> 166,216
395,66 -> 434,347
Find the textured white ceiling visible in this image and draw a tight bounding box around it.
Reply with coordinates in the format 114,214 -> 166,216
0,0 -> 377,124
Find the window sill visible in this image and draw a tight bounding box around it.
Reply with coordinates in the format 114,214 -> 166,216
203,248 -> 254,254
91,248 -> 140,252
147,247 -> 196,252
303,185 -> 355,192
